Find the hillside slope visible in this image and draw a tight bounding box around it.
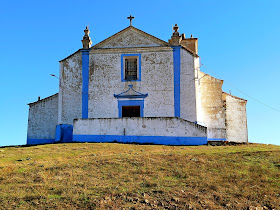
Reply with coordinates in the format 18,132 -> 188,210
0,143 -> 279,209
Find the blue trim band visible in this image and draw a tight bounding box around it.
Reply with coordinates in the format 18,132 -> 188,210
82,50 -> 90,118
27,139 -> 55,145
121,54 -> 141,82
115,95 -> 147,99
208,138 -> 227,141
73,135 -> 207,145
55,125 -> 61,142
117,100 -> 144,117
55,124 -> 73,143
172,46 -> 181,117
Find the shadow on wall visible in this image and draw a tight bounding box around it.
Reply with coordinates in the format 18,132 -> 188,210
55,124 -> 73,143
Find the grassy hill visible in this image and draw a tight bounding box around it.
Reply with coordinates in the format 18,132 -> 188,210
0,143 -> 279,209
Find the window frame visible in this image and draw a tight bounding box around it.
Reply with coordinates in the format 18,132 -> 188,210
121,54 -> 141,82
118,100 -> 144,117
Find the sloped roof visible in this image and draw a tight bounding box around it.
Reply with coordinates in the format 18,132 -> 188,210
59,49 -> 81,62
200,71 -> 224,83
222,92 -> 247,102
28,93 -> 58,106
181,45 -> 199,57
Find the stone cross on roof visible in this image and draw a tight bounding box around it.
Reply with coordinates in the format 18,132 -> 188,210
127,15 -> 135,26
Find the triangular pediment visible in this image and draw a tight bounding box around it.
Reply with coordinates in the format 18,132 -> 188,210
92,26 -> 169,49
114,85 -> 148,99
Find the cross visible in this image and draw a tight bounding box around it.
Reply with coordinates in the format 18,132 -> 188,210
127,15 -> 134,26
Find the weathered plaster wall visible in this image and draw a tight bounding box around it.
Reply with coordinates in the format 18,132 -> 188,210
194,57 -> 203,125
59,52 -> 83,124
142,50 -> 174,117
223,93 -> 248,143
73,117 -> 207,145
197,71 -> 226,139
88,53 -> 119,118
88,48 -> 175,118
180,49 -> 197,122
27,94 -> 58,142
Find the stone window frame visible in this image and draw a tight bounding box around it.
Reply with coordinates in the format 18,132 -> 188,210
121,54 -> 141,82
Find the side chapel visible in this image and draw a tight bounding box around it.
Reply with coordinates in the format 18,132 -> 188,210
27,17 -> 248,145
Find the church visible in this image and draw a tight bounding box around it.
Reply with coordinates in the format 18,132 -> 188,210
27,17 -> 248,145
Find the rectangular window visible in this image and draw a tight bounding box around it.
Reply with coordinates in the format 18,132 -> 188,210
121,54 -> 141,82
125,58 -> 137,81
122,106 -> 140,117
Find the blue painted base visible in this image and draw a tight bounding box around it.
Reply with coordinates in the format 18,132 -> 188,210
55,124 -> 73,143
73,135 -> 207,146
208,138 -> 227,141
27,139 -> 55,145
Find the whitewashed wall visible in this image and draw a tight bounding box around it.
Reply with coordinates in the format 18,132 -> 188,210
194,57 -> 203,125
180,49 -> 197,122
88,48 -> 175,118
27,94 -> 58,139
59,52 -> 83,124
142,51 -> 174,117
74,117 -> 207,137
197,71 -> 227,139
223,93 -> 248,142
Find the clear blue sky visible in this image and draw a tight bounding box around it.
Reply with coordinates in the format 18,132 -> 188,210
0,0 -> 279,146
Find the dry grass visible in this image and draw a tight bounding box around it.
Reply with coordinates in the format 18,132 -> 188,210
0,143 -> 279,209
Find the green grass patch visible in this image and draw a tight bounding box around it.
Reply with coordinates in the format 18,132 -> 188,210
0,143 -> 279,209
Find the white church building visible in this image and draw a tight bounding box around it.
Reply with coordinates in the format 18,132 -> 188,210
27,18 -> 248,145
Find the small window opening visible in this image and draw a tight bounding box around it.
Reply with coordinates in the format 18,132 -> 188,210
125,58 -> 137,81
122,106 -> 140,117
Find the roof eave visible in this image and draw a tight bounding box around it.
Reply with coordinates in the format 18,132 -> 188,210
28,93 -> 59,106
222,92 -> 247,102
59,49 -> 82,62
181,45 -> 199,57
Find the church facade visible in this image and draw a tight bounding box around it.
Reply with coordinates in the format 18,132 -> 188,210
27,21 -> 248,145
